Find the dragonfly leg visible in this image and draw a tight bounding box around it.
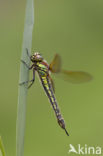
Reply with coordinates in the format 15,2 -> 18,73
21,60 -> 33,70
19,80 -> 32,86
19,69 -> 35,87
28,69 -> 35,89
26,48 -> 31,59
19,73 -> 35,88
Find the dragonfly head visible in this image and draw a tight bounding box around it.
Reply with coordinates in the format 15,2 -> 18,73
31,52 -> 43,62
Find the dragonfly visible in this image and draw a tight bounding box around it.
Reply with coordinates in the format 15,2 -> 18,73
20,49 -> 92,136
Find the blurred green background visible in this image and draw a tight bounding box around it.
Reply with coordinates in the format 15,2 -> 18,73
0,0 -> 103,156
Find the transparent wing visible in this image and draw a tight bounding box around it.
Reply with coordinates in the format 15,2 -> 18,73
49,54 -> 92,83
49,54 -> 61,73
60,70 -> 93,83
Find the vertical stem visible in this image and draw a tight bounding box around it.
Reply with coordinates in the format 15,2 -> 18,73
0,136 -> 5,156
16,0 -> 34,156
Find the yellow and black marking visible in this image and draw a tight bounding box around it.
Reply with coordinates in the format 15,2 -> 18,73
38,69 -> 69,136
21,51 -> 92,136
20,51 -> 69,136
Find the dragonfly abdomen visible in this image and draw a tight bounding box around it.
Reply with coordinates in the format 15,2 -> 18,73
40,75 -> 60,114
39,74 -> 69,135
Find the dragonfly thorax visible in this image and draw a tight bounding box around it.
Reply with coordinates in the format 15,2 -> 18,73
31,52 -> 43,62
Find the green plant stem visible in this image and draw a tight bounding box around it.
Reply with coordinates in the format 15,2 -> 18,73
16,0 -> 34,156
0,137 -> 5,156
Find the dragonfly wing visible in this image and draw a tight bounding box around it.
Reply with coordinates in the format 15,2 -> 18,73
49,54 -> 61,73
49,54 -> 92,83
60,70 -> 93,83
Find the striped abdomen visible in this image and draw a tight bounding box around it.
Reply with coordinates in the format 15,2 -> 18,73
38,73 -> 68,134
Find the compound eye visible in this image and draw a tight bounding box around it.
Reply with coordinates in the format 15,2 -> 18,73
31,55 -> 35,61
